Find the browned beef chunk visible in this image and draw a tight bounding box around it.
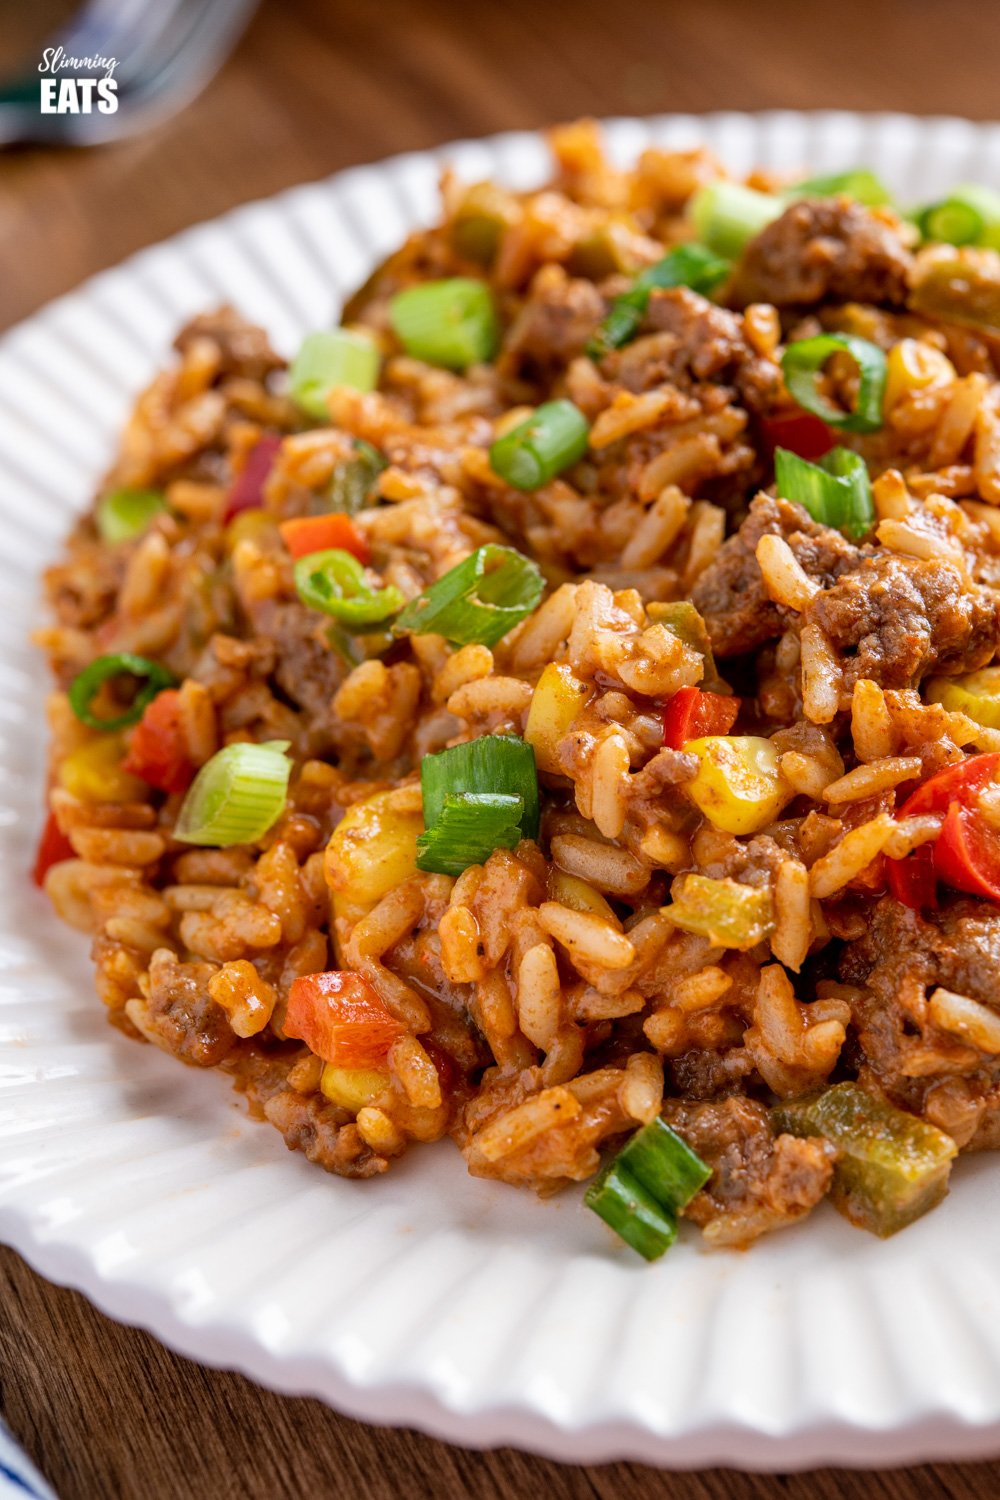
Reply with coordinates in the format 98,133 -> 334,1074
173,306 -> 284,382
690,492 -> 859,655
231,1044 -> 390,1178
730,198 -> 913,308
248,599 -> 344,721
499,268 -> 605,387
807,553 -> 1000,691
840,898 -> 1000,1132
662,1095 -> 835,1246
642,287 -> 783,413
144,950 -> 235,1067
842,897 -> 1000,1012
262,1090 -> 390,1177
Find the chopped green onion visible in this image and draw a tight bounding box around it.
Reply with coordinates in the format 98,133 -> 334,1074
689,181 -> 784,258
294,548 -> 403,628
784,168 -> 892,207
416,791 -> 524,875
781,332 -> 887,433
174,740 -> 292,846
775,445 -> 875,540
289,330 -> 380,419
389,278 -> 498,370
69,653 -> 176,732
585,1116 -> 711,1261
587,243 -> 731,359
394,544 -> 544,648
917,185 -> 1000,249
327,438 -> 386,516
96,488 -> 166,544
585,1162 -> 677,1261
420,734 -> 539,846
489,400 -> 590,491
917,199 -> 983,247
615,1114 -> 712,1207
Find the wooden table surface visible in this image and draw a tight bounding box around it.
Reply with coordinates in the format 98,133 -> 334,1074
4,0 -> 1000,1494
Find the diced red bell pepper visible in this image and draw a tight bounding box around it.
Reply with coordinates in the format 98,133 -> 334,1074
121,689 -> 196,795
886,844 -> 939,911
279,513 -> 371,564
32,809 -> 75,887
663,686 -> 740,750
222,434 -> 283,522
932,801 -> 1000,902
761,411 -> 836,462
284,970 -> 406,1068
898,752 -> 1000,818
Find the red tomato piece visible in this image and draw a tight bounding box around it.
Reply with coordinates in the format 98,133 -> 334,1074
886,844 -> 938,910
284,971 -> 406,1068
279,513 -> 371,564
898,752 -> 1000,818
663,686 -> 740,750
121,689 -> 195,795
932,802 -> 1000,902
761,411 -> 835,462
32,809 -> 75,887
222,435 -> 283,521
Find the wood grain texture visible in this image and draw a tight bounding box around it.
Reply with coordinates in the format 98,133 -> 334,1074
4,0 -> 1000,1493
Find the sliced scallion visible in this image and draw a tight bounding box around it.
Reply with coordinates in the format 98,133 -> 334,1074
394,544 -> 544,648
69,653 -> 176,732
917,185 -> 1000,249
587,243 -> 731,359
784,168 -> 892,207
774,445 -> 875,540
174,740 -> 292,846
420,733 -> 539,863
294,548 -> 404,628
585,1116 -> 711,1261
96,487 -> 166,544
689,181 -> 784,258
489,400 -> 590,491
416,791 -> 524,876
289,330 -> 380,419
388,278 -> 498,369
781,332 -> 887,433
585,1162 -> 678,1261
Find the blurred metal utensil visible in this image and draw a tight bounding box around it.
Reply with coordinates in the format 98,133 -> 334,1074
0,0 -> 260,147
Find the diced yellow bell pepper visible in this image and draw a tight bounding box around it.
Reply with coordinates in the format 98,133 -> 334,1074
325,789 -> 423,919
666,873 -> 774,950
525,663 -> 592,775
320,1063 -> 390,1114
684,735 -> 790,835
883,338 -> 956,410
926,667 -> 1000,729
546,867 -> 618,923
58,736 -> 148,804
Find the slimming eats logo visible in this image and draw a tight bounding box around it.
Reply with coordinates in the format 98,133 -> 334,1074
38,46 -> 119,115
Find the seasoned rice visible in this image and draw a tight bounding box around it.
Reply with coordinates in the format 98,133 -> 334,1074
34,120 -> 1000,1254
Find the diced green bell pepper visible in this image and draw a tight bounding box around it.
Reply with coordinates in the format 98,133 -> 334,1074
772,1082 -> 958,1238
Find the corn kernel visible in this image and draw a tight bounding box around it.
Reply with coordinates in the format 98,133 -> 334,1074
58,736 -> 148,804
320,1063 -> 391,1114
685,735 -> 791,835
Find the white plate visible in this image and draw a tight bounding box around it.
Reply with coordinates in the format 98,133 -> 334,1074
5,111 -> 1000,1471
